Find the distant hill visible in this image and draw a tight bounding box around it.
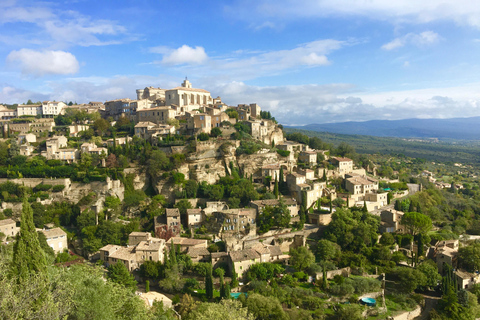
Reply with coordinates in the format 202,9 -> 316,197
289,117 -> 480,140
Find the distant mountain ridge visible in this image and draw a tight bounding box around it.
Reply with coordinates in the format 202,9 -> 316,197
289,117 -> 480,140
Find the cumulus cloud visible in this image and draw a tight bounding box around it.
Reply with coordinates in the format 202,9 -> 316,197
382,31 -> 440,50
151,39 -> 344,80
225,0 -> 480,28
6,49 -> 79,76
158,45 -> 209,65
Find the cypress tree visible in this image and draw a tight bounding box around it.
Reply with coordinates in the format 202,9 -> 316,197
273,176 -> 279,199
205,264 -> 214,299
224,282 -> 231,299
170,240 -> 177,267
145,280 -> 150,293
12,198 -> 47,280
231,269 -> 239,288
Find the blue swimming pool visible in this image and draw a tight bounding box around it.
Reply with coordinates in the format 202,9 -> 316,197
360,297 -> 376,307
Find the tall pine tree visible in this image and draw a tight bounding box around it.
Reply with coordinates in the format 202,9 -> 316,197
12,198 -> 47,280
205,264 -> 214,300
273,175 -> 279,199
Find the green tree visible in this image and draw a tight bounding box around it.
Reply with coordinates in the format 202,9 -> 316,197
417,261 -> 441,290
401,212 -> 432,236
290,246 -> 315,271
107,261 -> 137,292
211,127 -> 222,137
392,267 -> 427,293
205,264 -> 214,300
186,299 -> 254,320
458,243 -> 480,273
316,239 -> 341,262
12,198 -> 47,280
245,293 -> 288,320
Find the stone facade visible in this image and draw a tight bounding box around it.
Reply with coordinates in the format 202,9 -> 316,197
42,227 -> 68,253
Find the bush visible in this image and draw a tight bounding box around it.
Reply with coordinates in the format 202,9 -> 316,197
33,184 -> 52,192
198,132 -> 209,141
276,149 -> 290,157
52,185 -> 65,192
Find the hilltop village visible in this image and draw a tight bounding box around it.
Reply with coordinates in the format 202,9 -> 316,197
2,80 -> 480,320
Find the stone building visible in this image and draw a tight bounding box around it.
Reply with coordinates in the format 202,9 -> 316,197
164,79 -> 212,112
298,151 -> 317,165
0,218 -> 18,240
166,208 -> 181,227
250,198 -> 298,218
42,227 -> 68,253
330,157 -> 354,177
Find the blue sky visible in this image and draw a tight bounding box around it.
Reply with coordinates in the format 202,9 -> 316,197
1,0 -> 480,125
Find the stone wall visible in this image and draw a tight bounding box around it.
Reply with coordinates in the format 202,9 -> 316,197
0,178 -> 71,189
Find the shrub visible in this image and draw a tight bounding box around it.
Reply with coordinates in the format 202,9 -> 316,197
198,132 -> 209,141
33,184 -> 52,192
52,185 -> 65,192
276,149 -> 290,157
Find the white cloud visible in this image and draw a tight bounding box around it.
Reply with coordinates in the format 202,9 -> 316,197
0,86 -> 48,104
156,45 -> 209,65
152,39 -> 344,80
382,31 -> 440,50
0,3 -> 128,47
225,0 -> 480,28
6,49 -> 79,76
208,81 -> 480,125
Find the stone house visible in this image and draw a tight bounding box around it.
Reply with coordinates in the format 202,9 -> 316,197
229,243 -> 284,278
100,245 -> 138,271
187,208 -> 204,227
17,104 -> 42,117
212,251 -> 229,269
41,101 -> 66,118
106,136 -> 132,148
298,151 -> 317,165
250,198 -> 298,218
135,107 -> 176,124
42,227 -> 68,253
46,135 -> 68,157
380,209 -> 405,233
18,133 -> 36,144
80,142 -> 107,156
100,232 -> 166,271
0,106 -> 17,120
19,144 -> 35,156
229,248 -> 261,278
345,173 -> 379,197
214,209 -> 257,238
0,218 -> 18,240
261,164 -> 280,180
68,124 -> 89,137
186,247 -> 211,263
166,208 -> 181,227
330,157 -> 354,177
165,237 -> 208,252
187,113 -> 211,134
433,240 -> 459,273
455,270 -> 480,290
286,173 -> 307,193
104,98 -> 132,120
